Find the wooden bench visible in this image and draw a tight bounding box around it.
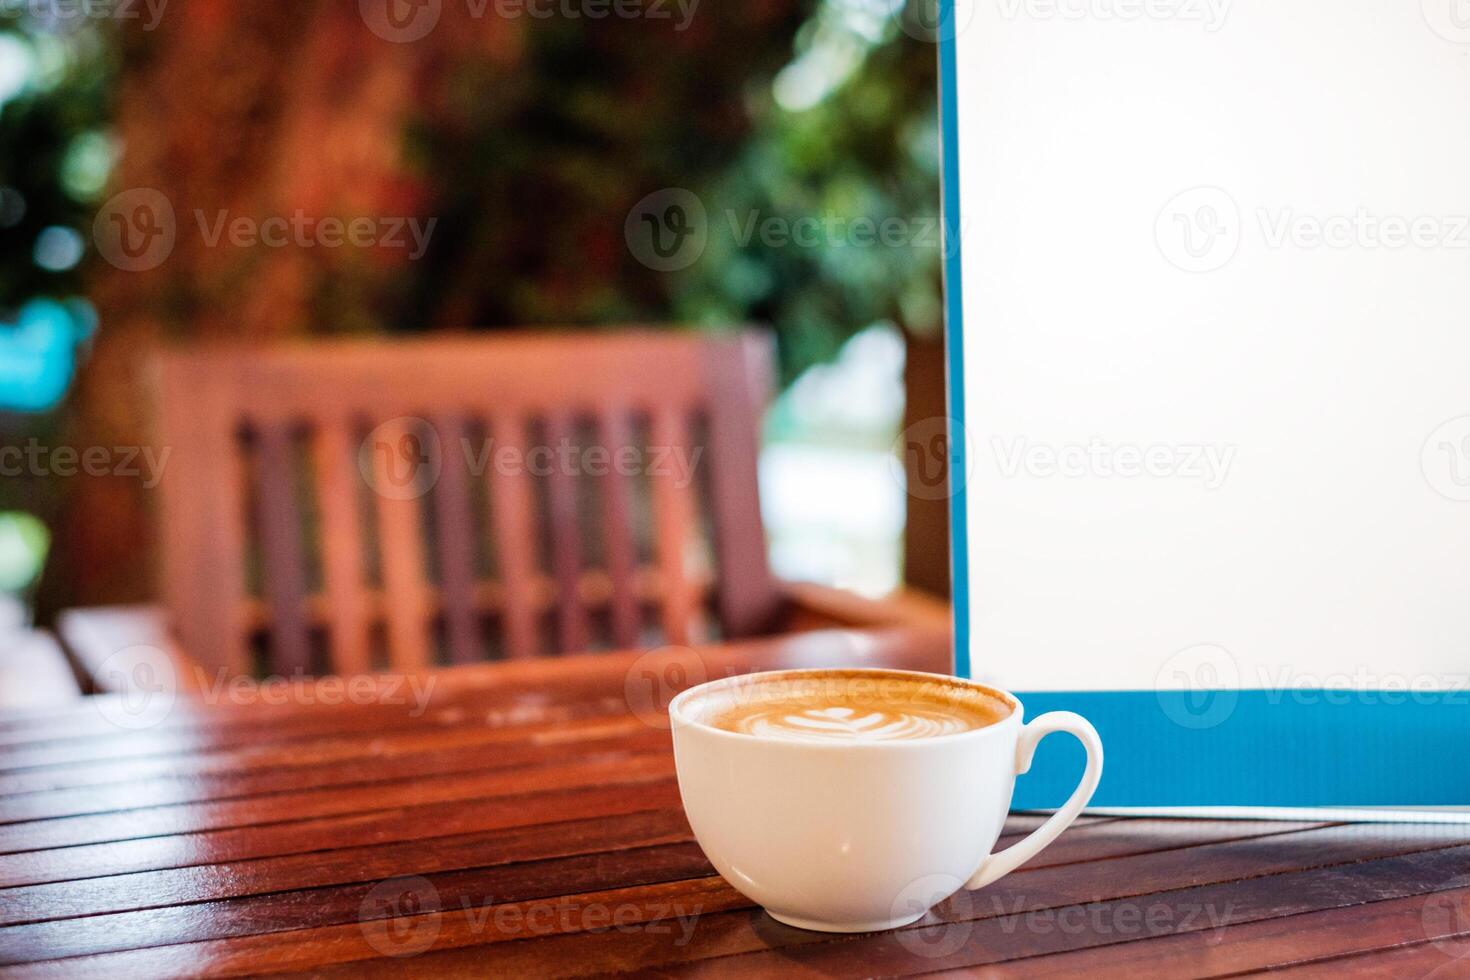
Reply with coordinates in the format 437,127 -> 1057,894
59,331 -> 951,694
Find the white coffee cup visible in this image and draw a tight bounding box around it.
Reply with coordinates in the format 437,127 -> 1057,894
669,667 -> 1103,933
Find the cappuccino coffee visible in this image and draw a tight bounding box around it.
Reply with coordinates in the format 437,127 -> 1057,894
699,670 -> 1012,743
671,666 -> 1102,932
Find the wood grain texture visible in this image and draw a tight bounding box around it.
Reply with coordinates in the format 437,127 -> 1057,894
430,414 -> 481,666
0,729 -> 674,824
489,413 -> 539,660
1,626 -> 1465,979
649,407 -> 697,646
0,778 -> 683,889
369,416 -> 433,671
152,357 -> 250,678
250,422 -> 312,675
597,410 -> 641,649
1258,940 -> 1470,978
918,883 -> 1470,978
700,333 -> 778,637
311,420 -> 372,674
543,410 -> 590,654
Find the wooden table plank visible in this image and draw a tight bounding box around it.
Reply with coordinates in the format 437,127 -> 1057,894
1246,940 -> 1470,980
650,843 -> 1470,979
1254,941 -> 1470,978
0,728 -> 673,824
0,624 -> 1465,978
912,884 -> 1470,978
0,754 -> 679,854
280,831 -> 1470,979
0,780 -> 683,889
0,714 -> 658,796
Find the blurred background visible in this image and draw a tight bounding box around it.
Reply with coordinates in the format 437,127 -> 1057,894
0,0 -> 952,631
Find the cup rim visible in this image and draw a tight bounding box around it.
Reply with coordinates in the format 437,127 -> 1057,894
667,666 -> 1024,749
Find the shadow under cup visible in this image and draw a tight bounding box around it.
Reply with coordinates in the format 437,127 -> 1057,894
668,668 -> 1027,933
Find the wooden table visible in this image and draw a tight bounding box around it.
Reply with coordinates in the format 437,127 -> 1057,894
2,627 -> 1468,978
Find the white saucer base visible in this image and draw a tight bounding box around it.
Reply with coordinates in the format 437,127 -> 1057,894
765,909 -> 929,933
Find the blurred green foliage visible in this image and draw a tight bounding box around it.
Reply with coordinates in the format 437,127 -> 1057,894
4,3 -> 941,388
0,23 -> 112,572
404,2 -> 815,331
0,25 -> 113,306
406,0 -> 942,385
674,1 -> 943,384
0,512 -> 48,593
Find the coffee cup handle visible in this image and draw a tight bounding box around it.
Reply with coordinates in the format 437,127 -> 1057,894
965,711 -> 1104,890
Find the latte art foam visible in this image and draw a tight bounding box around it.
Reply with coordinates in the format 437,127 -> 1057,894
699,670 -> 1012,743
735,704 -> 979,743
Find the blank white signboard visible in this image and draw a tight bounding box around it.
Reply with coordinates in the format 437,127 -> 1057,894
944,0 -> 1470,811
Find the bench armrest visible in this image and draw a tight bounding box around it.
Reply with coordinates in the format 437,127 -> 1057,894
0,629 -> 82,710
777,581 -> 952,634
56,605 -> 208,695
